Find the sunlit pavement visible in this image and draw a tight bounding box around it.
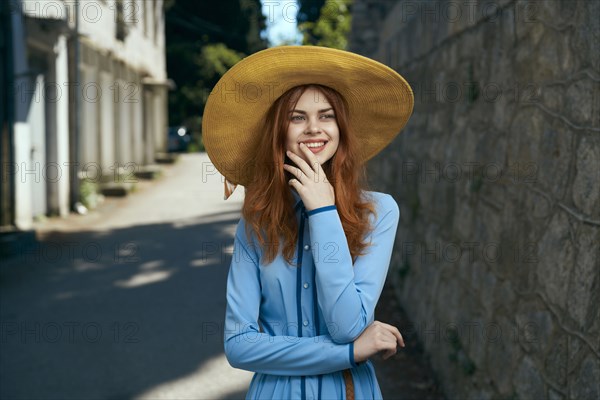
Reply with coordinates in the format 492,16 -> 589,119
0,153 -> 253,400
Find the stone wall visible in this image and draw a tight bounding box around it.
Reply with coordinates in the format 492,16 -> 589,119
350,0 -> 599,399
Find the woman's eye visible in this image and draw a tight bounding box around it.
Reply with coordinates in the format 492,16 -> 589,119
321,114 -> 335,119
291,115 -> 304,121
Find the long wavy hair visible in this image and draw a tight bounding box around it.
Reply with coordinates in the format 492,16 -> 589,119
242,84 -> 378,267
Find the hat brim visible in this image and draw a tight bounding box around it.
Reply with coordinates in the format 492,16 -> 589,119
202,45 -> 414,187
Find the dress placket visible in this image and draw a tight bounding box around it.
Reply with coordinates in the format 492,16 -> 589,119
295,201 -> 322,400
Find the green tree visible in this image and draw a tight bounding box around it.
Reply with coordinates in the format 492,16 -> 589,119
299,0 -> 352,49
165,0 -> 267,132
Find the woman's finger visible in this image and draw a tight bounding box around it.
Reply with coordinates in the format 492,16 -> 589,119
283,164 -> 307,183
298,143 -> 331,186
382,347 -> 397,360
298,142 -> 325,175
379,322 -> 405,348
288,178 -> 300,188
380,330 -> 399,346
286,150 -> 315,181
391,327 -> 405,348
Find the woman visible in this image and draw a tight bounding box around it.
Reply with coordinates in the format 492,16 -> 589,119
202,46 -> 414,400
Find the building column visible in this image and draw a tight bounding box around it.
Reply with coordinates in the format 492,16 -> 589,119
12,9 -> 33,230
46,34 -> 70,217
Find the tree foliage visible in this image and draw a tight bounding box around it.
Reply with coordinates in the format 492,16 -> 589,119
297,0 -> 326,24
165,0 -> 267,130
299,0 -> 352,49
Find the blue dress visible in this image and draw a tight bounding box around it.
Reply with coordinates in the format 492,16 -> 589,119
224,188 -> 400,399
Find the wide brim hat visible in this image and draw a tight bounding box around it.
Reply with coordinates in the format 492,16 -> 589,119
201,45 -> 414,198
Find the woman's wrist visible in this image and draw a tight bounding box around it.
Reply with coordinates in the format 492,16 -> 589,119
350,342 -> 360,367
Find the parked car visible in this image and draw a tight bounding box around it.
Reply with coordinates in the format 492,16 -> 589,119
167,126 -> 191,152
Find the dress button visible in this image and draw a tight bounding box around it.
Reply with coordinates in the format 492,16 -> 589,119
303,320 -> 309,327
303,282 -> 309,289
304,244 -> 310,251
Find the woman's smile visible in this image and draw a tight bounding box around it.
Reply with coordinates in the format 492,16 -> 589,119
302,141 -> 328,153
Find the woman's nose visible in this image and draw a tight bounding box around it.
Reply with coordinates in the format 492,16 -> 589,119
306,117 -> 322,133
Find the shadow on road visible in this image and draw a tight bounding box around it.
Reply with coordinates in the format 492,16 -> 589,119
1,209 -> 247,399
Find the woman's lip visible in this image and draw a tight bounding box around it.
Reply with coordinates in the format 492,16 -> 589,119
304,142 -> 327,153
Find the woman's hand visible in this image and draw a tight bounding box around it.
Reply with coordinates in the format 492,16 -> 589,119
353,320 -> 405,363
283,143 -> 335,211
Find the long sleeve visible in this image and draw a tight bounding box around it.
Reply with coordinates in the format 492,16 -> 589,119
307,194 -> 400,344
223,219 -> 357,376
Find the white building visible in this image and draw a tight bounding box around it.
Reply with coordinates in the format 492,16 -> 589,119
1,0 -> 170,238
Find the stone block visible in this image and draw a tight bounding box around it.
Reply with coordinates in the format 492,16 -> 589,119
540,83 -> 565,116
513,356 -> 546,400
493,280 -> 517,314
537,26 -> 575,81
506,108 -> 544,169
536,211 -> 575,310
461,311 -> 487,369
533,0 -> 578,27
457,254 -> 472,286
523,185 -> 553,221
535,118 -> 574,200
453,201 -> 474,241
479,268 -> 497,315
548,387 -> 565,400
572,135 -> 600,218
568,334 -> 586,374
99,182 -> 134,197
134,165 -> 163,180
473,202 -> 502,253
545,333 -> 567,386
570,353 -> 600,400
515,299 -> 554,355
570,0 -> 600,71
155,152 -> 178,164
567,223 -> 600,334
514,24 -> 545,82
565,77 -> 599,127
486,315 -> 521,395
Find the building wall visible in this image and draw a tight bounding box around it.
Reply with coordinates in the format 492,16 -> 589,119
10,4 -> 71,226
19,0 -> 168,92
4,0 -> 170,229
76,0 -> 166,81
76,0 -> 168,175
350,0 -> 599,399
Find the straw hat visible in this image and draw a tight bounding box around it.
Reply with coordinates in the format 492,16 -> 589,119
201,45 -> 414,199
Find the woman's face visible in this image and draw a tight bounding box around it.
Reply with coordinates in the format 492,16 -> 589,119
285,87 -> 340,166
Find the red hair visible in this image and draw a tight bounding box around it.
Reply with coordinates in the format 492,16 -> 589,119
242,84 -> 377,266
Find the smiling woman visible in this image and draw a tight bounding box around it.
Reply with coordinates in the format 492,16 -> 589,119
201,45 -> 413,400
